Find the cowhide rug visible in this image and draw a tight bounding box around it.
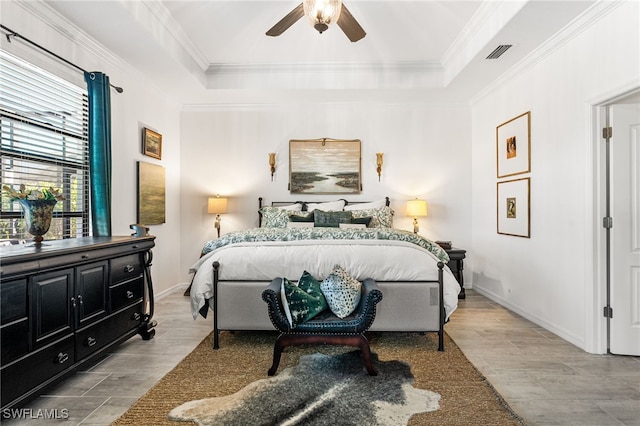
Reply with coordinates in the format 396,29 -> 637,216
168,351 -> 440,425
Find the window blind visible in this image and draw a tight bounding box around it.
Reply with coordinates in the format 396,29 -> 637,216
0,50 -> 90,243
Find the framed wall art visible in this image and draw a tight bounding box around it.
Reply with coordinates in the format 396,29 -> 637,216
497,177 -> 530,238
137,161 -> 166,225
143,127 -> 162,160
289,138 -> 361,194
496,111 -> 530,178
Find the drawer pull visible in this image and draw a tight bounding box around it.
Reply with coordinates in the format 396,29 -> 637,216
124,265 -> 135,273
81,254 -> 89,259
86,337 -> 97,347
126,290 -> 134,299
55,352 -> 69,364
132,245 -> 138,249
132,312 -> 141,321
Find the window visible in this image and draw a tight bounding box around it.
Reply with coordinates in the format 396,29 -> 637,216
1,50 -> 90,244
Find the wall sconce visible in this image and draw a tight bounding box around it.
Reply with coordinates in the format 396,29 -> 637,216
406,198 -> 427,234
376,152 -> 383,181
208,195 -> 228,238
269,153 -> 276,181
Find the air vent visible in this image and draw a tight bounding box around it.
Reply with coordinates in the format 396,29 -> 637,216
486,44 -> 513,59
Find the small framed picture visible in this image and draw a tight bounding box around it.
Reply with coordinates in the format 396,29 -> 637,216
143,128 -> 162,160
496,111 -> 530,178
497,177 -> 530,238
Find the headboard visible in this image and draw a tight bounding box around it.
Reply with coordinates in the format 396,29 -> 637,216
258,197 -> 390,227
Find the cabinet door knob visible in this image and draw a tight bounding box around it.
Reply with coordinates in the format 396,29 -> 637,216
55,352 -> 69,364
126,290 -> 134,299
86,337 -> 97,347
77,295 -> 83,305
124,265 -> 135,273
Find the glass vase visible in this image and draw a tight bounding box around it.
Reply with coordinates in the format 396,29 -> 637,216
18,199 -> 57,245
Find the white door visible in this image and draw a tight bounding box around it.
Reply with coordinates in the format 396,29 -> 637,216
610,100 -> 640,355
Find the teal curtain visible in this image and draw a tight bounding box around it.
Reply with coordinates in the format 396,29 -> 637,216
84,71 -> 112,236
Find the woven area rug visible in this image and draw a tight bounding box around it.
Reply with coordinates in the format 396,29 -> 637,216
113,331 -> 524,426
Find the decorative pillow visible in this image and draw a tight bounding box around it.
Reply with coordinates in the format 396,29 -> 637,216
320,265 -> 362,318
351,216 -> 372,227
305,200 -> 346,212
279,278 -> 293,326
344,199 -> 387,211
261,207 -> 308,228
281,272 -> 328,327
314,210 -> 353,227
289,212 -> 314,222
349,206 -> 394,228
278,203 -> 303,211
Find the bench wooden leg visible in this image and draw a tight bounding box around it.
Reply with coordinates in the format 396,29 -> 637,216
267,333 -> 377,376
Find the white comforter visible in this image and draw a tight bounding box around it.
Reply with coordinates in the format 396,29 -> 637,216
189,238 -> 460,320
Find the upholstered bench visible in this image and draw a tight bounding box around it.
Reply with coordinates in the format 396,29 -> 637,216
262,277 -> 383,376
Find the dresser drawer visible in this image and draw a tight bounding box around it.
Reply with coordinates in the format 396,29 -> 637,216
110,254 -> 143,284
1,318 -> 29,364
110,277 -> 144,311
1,279 -> 27,325
75,302 -> 143,359
1,335 -> 74,408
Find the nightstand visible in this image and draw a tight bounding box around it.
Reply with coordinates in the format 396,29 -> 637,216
445,248 -> 466,299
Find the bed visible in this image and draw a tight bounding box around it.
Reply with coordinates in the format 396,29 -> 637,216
189,197 -> 460,350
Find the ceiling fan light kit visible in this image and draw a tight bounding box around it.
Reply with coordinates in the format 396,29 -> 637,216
303,0 -> 342,34
266,0 -> 366,43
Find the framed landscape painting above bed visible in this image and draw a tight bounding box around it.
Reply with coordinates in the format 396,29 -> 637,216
289,138 -> 361,194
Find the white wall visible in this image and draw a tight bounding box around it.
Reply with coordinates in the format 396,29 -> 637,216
470,1 -> 640,352
179,102 -> 472,282
2,1 -> 184,295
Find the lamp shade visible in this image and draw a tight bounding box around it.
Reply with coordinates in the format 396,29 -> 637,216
406,199 -> 427,217
208,196 -> 228,214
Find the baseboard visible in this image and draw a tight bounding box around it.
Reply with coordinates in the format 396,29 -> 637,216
472,286 -> 587,352
155,282 -> 190,301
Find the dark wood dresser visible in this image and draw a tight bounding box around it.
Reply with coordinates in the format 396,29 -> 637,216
0,236 -> 156,410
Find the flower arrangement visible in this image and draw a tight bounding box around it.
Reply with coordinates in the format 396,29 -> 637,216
2,184 -> 65,202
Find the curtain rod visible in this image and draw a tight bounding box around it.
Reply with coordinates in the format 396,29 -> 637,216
1,24 -> 124,93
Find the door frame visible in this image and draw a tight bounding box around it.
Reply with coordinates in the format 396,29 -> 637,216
588,84 -> 640,354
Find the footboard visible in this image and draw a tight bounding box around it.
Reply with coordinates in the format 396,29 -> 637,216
210,261 -> 447,351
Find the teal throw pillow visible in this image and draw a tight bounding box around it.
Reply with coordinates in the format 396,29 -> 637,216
289,212 -> 314,222
351,216 -> 372,227
314,210 -> 353,228
282,272 -> 328,327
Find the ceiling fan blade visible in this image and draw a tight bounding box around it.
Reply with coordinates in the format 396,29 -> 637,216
337,3 -> 366,42
266,3 -> 305,37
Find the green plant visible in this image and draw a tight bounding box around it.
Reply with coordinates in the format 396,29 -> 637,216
2,184 -> 65,202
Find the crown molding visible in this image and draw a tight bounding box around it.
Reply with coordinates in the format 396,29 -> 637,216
13,0 -> 123,70
470,0 -> 624,105
140,0 -> 210,71
441,0 -> 527,86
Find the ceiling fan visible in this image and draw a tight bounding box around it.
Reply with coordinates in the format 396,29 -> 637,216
266,0 -> 366,43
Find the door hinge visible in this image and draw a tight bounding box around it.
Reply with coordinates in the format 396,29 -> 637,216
603,306 -> 613,319
602,126 -> 612,139
603,216 -> 613,229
